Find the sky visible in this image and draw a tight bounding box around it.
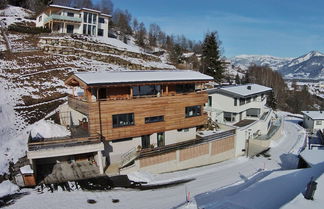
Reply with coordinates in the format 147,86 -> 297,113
109,0 -> 324,58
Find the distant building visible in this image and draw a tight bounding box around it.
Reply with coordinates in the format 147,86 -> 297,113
206,84 -> 276,156
301,111 -> 324,131
36,4 -> 111,37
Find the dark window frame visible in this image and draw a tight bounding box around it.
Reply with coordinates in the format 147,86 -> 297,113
99,17 -> 105,23
98,28 -> 104,36
145,115 -> 164,124
208,96 -> 212,107
67,12 -> 74,17
234,98 -> 237,106
185,105 -> 201,118
112,113 -> 135,128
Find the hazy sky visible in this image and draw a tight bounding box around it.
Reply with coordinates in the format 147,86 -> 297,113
110,0 -> 324,58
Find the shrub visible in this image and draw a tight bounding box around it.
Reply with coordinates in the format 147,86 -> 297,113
8,24 -> 51,34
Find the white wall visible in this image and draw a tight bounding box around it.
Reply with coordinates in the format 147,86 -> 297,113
108,128 -> 197,163
58,103 -> 88,127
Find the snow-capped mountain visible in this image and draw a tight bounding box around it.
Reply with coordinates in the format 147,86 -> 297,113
279,51 -> 324,79
229,51 -> 324,80
229,55 -> 292,71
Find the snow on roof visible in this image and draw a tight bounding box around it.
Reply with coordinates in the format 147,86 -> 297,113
30,120 -> 70,140
48,5 -> 111,16
20,165 -> 34,174
300,149 -> 324,166
73,70 -> 213,85
301,111 -> 324,120
208,84 -> 272,98
0,180 -> 19,198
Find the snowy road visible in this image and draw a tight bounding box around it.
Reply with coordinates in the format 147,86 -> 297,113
6,116 -> 306,209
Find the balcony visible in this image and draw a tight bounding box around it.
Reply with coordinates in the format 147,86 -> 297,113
44,14 -> 82,24
68,96 -> 89,115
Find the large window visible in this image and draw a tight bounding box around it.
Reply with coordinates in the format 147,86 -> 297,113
176,84 -> 195,93
133,85 -> 161,97
98,28 -> 104,36
112,113 -> 134,128
316,120 -> 322,125
145,116 -> 164,124
239,98 -> 245,106
185,105 -> 201,117
141,135 -> 150,149
157,132 -> 165,147
99,17 -> 105,23
66,25 -> 74,34
246,108 -> 260,117
208,96 -> 212,107
224,112 -> 236,122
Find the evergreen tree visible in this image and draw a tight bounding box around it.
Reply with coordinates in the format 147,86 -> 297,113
169,44 -> 183,64
267,90 -> 277,110
201,31 -> 224,82
235,73 -> 240,84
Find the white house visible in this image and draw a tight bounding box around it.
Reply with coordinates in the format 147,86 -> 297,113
36,4 -> 111,37
206,84 -> 275,156
301,111 -> 324,131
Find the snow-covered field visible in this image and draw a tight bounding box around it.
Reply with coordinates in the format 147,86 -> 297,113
2,115 -> 316,209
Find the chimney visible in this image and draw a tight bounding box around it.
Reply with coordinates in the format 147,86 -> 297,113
247,85 -> 252,90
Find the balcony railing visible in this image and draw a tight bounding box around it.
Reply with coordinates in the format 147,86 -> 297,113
68,96 -> 89,115
44,14 -> 82,24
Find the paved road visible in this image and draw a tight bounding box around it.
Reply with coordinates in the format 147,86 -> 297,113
7,116 -> 306,209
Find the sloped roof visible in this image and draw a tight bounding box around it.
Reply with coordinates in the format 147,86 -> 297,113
68,70 -> 213,86
301,111 -> 324,120
208,84 -> 272,98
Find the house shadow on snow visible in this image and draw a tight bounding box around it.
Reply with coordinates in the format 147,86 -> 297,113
194,162 -> 324,209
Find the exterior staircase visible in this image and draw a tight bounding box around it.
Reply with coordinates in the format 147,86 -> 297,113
120,147 -> 139,168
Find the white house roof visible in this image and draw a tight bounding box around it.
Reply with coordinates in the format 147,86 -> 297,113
48,4 -> 111,17
208,84 -> 272,98
73,70 -> 213,85
301,111 -> 324,120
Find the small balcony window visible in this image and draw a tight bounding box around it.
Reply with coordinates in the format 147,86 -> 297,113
224,112 -> 236,122
185,105 -> 201,118
67,12 -> 74,17
112,113 -> 134,128
99,17 -> 105,23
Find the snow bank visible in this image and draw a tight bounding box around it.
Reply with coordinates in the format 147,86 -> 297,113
0,180 -> 19,198
0,5 -> 35,26
30,120 -> 70,139
127,171 -> 155,183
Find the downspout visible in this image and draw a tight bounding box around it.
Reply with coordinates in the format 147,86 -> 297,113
98,98 -> 103,140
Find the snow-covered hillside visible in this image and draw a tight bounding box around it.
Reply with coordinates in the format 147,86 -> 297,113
0,5 -> 177,177
229,51 -> 324,80
229,54 -> 292,71
279,51 -> 324,79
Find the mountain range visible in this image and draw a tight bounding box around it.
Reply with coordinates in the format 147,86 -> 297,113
229,51 -> 324,80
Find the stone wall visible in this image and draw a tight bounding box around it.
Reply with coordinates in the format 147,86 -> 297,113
38,37 -> 169,70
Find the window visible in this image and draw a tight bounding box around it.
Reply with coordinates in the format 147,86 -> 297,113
253,96 -> 257,101
93,14 -> 97,23
38,15 -> 42,22
98,88 -> 107,99
185,105 -> 201,117
99,17 -> 105,23
87,25 -> 91,35
92,26 -> 96,35
316,120 -> 322,125
83,12 -> 88,22
112,113 -> 134,128
224,112 -> 236,122
133,85 -> 161,97
177,128 -> 189,132
67,12 -> 74,17
246,108 -> 260,117
145,116 -> 164,124
239,98 -> 245,106
208,96 -> 212,107
98,28 -> 104,36
157,132 -> 165,147
246,97 -> 251,104
88,13 -> 92,23
234,98 -> 237,106
176,84 -> 195,93
66,25 -> 74,34
141,135 -> 150,149
83,24 -> 86,34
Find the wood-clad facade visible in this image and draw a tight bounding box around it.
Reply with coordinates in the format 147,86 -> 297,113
65,72 -> 212,142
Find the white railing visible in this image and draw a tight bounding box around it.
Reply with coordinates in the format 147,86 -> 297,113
120,147 -> 139,168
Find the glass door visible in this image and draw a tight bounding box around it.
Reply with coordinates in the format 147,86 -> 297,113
157,132 -> 165,147
141,135 -> 150,149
